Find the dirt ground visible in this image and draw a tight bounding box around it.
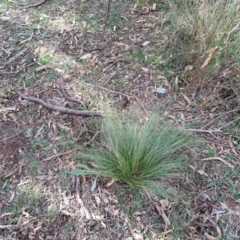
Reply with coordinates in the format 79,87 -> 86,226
0,0 -> 240,239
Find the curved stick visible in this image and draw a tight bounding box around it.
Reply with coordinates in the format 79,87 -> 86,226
60,82 -> 87,109
17,91 -> 103,116
20,0 -> 48,9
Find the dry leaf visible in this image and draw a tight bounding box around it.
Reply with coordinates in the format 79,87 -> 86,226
210,107 -> 218,112
83,206 -> 91,219
35,64 -> 54,72
185,65 -> 193,71
94,195 -> 101,207
152,3 -> 156,10
202,157 -> 234,169
228,136 -> 238,156
204,226 -> 221,239
142,41 -> 150,46
130,229 -> 144,240
189,165 -> 208,176
197,169 -> 208,176
158,228 -> 174,238
101,193 -> 109,204
106,179 -> 115,187
0,106 -> 18,113
141,67 -> 149,73
201,47 -> 219,69
114,42 -> 129,47
160,199 -> 169,210
181,93 -> 192,105
156,204 -> 171,227
80,53 -> 92,60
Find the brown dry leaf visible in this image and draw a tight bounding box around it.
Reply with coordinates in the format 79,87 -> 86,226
156,203 -> 171,227
101,193 -> 109,205
202,157 -> 234,169
83,206 -> 91,219
152,3 -> 156,10
105,206 -> 119,216
35,64 -> 54,72
94,195 -> 101,207
106,179 -> 115,187
220,202 -> 240,216
158,228 -> 174,238
160,199 -> 169,210
228,136 -> 238,156
142,41 -> 150,46
189,165 -> 208,176
204,226 -> 221,239
67,161 -> 75,167
114,42 -> 129,47
201,47 -> 219,69
210,107 -> 218,113
80,53 -> 92,60
197,169 -> 208,176
185,65 -> 193,71
130,229 -> 144,240
0,106 -> 18,113
181,93 -> 192,105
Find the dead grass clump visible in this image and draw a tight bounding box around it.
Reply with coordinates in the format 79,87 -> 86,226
163,0 -> 240,90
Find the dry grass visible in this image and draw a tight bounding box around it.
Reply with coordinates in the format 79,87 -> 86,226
163,0 -> 240,89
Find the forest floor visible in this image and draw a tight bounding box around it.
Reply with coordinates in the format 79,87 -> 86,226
0,0 -> 240,239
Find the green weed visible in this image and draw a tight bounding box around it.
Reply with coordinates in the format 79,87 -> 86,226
9,184 -> 41,214
70,115 -> 193,198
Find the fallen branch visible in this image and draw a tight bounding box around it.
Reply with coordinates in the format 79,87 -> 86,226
202,157 -> 234,169
202,140 -> 240,151
42,150 -> 74,162
201,107 -> 240,129
91,84 -> 129,98
17,91 -> 103,116
185,128 -> 222,134
20,0 -> 49,9
102,0 -> 112,37
0,216 -> 30,230
60,82 -> 86,109
84,131 -> 100,146
88,84 -> 150,116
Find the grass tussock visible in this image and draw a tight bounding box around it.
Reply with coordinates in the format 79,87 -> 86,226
71,116 -> 193,198
162,0 -> 240,84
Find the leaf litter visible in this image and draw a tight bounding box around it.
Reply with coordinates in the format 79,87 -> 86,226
0,0 -> 240,239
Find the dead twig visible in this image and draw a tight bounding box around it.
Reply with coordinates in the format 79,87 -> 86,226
17,91 -> 103,116
84,131 -> 100,146
60,82 -> 86,109
219,117 -> 240,129
103,59 -> 131,73
42,150 -> 74,162
90,84 -> 129,98
185,128 -> 222,134
135,96 -> 149,116
20,0 -> 49,9
202,140 -> 240,151
76,177 -> 83,205
201,107 -> 240,129
202,157 -> 234,169
102,0 -> 112,37
4,48 -> 29,67
88,84 -> 150,116
0,216 -> 31,230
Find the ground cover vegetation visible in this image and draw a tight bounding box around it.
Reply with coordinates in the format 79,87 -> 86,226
0,0 -> 239,239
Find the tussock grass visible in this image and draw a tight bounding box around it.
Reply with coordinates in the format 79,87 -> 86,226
162,0 -> 240,84
71,116 -> 193,198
